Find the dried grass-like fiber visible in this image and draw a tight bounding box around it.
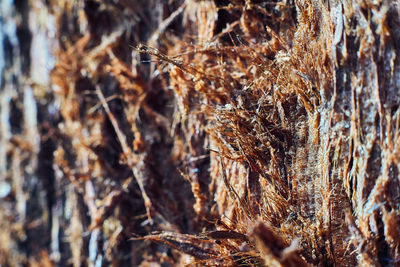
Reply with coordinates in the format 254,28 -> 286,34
1,0 -> 399,266
138,1 -> 399,266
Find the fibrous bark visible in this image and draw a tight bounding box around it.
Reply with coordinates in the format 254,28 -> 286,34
0,0 -> 399,266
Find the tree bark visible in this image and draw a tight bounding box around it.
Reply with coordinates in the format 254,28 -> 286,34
0,0 -> 399,266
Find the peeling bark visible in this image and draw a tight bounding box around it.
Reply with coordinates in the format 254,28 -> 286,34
0,0 -> 399,266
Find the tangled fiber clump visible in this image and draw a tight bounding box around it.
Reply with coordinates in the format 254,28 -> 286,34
0,0 -> 399,266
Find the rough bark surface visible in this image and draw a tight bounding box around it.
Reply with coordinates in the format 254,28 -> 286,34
0,0 -> 399,266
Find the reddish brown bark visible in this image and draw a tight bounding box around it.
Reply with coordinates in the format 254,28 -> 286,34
0,1 -> 399,266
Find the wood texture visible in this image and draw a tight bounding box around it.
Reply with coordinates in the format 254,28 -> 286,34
0,0 -> 399,266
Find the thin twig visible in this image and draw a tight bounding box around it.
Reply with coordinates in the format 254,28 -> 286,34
96,86 -> 153,220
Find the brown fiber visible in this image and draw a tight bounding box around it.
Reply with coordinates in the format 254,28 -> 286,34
0,0 -> 399,266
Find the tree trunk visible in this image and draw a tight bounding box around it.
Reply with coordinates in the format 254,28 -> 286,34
0,0 -> 399,266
